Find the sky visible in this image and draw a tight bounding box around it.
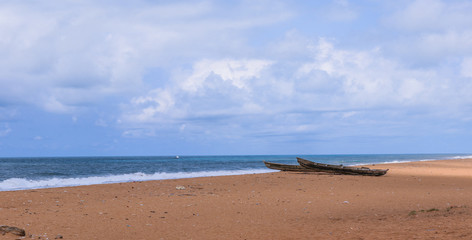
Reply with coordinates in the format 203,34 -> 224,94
1,0 -> 472,157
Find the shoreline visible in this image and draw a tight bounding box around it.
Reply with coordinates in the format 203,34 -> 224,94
2,155 -> 472,192
1,158 -> 472,239
0,169 -> 276,192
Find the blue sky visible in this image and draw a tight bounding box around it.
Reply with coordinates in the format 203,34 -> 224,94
1,0 -> 472,157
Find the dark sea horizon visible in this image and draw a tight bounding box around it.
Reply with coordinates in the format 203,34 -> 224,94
1,153 -> 471,191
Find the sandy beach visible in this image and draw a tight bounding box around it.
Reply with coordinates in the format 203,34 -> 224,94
1,158 -> 472,239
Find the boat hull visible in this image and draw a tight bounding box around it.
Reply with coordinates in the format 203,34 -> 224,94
263,161 -> 322,172
297,158 -> 388,176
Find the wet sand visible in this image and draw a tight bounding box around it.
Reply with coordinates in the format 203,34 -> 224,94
1,159 -> 472,239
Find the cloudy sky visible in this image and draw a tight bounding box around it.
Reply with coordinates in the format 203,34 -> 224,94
1,0 -> 472,157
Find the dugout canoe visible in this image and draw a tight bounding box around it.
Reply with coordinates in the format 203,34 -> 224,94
263,161 -> 322,172
296,158 -> 388,176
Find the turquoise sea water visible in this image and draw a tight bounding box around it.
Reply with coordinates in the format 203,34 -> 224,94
0,154 -> 470,191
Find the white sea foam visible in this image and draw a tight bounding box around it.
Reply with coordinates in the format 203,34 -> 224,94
0,169 -> 275,191
380,158 -> 464,165
450,155 -> 472,159
417,155 -> 472,162
353,154 -> 472,165
374,160 -> 412,164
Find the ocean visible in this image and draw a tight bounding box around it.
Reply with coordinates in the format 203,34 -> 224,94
1,154 -> 470,191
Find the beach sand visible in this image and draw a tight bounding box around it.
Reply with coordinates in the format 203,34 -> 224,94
1,159 -> 472,239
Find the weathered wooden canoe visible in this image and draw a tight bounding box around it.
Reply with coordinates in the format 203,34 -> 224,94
263,161 -> 322,172
297,158 -> 388,176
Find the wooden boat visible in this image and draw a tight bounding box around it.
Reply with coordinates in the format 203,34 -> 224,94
263,161 -> 322,172
297,158 -> 388,176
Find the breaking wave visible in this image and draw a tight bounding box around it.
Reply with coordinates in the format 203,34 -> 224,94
0,169 -> 275,191
355,154 -> 472,165
449,155 -> 472,159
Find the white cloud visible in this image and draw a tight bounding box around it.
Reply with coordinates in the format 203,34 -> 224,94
398,78 -> 424,102
267,30 -> 313,59
460,57 -> 472,78
2,0 -> 472,152
297,38 -> 437,108
180,59 -> 273,92
0,107 -> 17,121
385,0 -> 472,64
388,0 -> 472,31
415,31 -> 472,59
42,96 -> 75,113
127,89 -> 176,123
0,0 -> 291,113
122,128 -> 156,138
322,0 -> 358,22
388,0 -> 444,31
95,119 -> 108,127
0,124 -> 11,137
119,36 -> 472,139
121,58 -> 273,128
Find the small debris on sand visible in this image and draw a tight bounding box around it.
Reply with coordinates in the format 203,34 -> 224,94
0,225 -> 26,236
